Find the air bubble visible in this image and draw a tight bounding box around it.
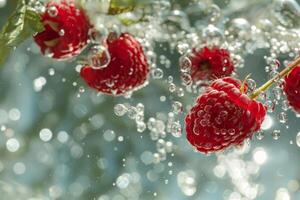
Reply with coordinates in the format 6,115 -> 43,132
172,101 -> 183,114
114,104 -> 128,116
278,112 -> 288,123
151,68 -> 164,79
272,130 -> 281,140
47,6 -> 58,17
88,45 -> 111,69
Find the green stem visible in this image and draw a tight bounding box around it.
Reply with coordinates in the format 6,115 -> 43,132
250,56 -> 300,99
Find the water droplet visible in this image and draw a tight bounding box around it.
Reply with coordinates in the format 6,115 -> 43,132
278,112 -> 288,123
181,73 -> 192,86
47,6 -> 58,17
169,83 -> 176,93
272,129 -> 281,140
151,68 -> 164,79
296,132 -> 300,147
172,101 -> 183,114
256,130 -> 265,140
88,45 -> 111,69
114,104 -> 128,116
170,121 -> 182,137
179,56 -> 192,72
6,138 -> 20,152
202,24 -> 223,45
39,128 -> 53,142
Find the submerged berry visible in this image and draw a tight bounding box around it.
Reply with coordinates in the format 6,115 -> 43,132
34,0 -> 90,60
80,33 -> 149,95
185,77 -> 266,153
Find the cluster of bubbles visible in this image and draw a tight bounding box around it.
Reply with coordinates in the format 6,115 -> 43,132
114,101 -> 184,164
4,0 -> 300,199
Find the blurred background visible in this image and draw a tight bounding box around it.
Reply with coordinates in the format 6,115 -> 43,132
1,0 -> 300,199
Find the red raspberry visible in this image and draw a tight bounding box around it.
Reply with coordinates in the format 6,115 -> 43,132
185,77 -> 266,154
34,0 -> 90,60
80,33 -> 149,95
284,66 -> 300,113
186,46 -> 234,81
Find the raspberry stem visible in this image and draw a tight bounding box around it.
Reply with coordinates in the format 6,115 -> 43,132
250,56 -> 300,99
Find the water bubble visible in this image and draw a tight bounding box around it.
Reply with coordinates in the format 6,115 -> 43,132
274,0 -> 300,28
202,24 -> 223,45
273,87 -> 282,100
227,18 -> 251,40
88,45 -> 111,69
147,118 -> 157,132
169,83 -> 176,93
6,138 -> 20,152
8,108 -> 21,121
47,6 -> 58,17
103,129 -> 116,142
137,122 -> 147,133
177,43 -> 190,54
172,101 -> 183,114
272,129 -> 281,140
153,153 -> 160,164
296,132 -> 300,147
278,112 -> 288,123
165,141 -> 173,153
114,104 -> 128,116
177,88 -> 185,97
256,131 -> 265,140
136,103 -> 145,113
151,68 -> 164,79
89,25 -> 108,44
168,76 -> 174,83
181,73 -> 192,86
179,56 -> 192,72
265,100 -> 276,113
258,19 -> 273,32
39,128 -> 53,142
209,4 -> 221,22
127,107 -> 138,119
170,121 -> 182,137
246,79 -> 256,92
253,147 -> 267,165
48,68 -> 55,76
161,10 -> 190,33
261,115 -> 273,130
13,162 -> 26,175
156,139 -> 166,151
33,76 -> 47,92
58,29 -> 65,36
177,170 -> 196,196
57,131 -> 69,143
282,100 -> 290,111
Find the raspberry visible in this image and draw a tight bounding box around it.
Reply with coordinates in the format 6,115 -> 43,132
185,77 -> 266,153
186,46 -> 234,81
284,66 -> 300,113
80,33 -> 149,95
34,0 -> 90,60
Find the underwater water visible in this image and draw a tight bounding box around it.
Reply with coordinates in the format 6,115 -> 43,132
1,0 -> 300,199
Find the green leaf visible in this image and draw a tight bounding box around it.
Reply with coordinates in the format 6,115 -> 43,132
108,0 -> 135,15
108,0 -> 151,15
0,0 -> 44,66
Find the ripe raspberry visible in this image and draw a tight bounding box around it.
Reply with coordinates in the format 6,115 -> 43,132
185,77 -> 266,154
80,33 -> 149,95
34,0 -> 90,60
284,66 -> 300,113
185,46 -> 234,81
